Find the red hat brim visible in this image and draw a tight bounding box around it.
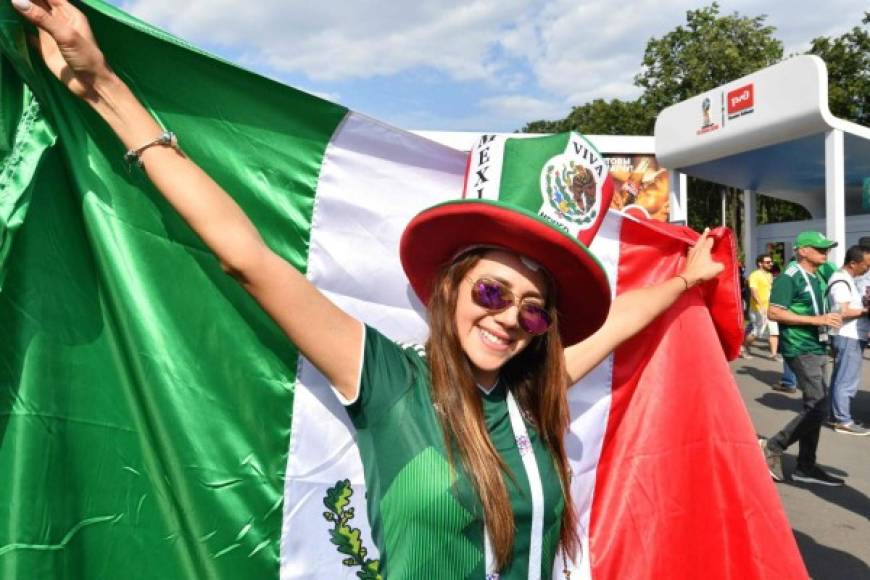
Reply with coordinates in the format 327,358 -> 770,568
400,200 -> 611,345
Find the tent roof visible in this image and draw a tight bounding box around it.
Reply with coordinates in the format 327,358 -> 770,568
654,55 -> 870,217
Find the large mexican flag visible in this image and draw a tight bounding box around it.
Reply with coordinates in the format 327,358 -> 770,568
0,1 -> 805,578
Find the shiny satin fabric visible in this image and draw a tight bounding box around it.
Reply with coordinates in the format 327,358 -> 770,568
0,62 -> 55,289
0,1 -> 347,578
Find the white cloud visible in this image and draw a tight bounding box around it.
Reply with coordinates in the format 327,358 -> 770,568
508,1 -> 677,99
116,0 -> 868,130
479,95 -> 569,122
121,0 -> 539,82
512,0 -> 866,106
384,93 -> 580,133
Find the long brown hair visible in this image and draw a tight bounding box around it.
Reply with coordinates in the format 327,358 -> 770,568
425,249 -> 579,569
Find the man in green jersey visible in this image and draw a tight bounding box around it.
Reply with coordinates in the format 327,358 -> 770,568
763,231 -> 845,486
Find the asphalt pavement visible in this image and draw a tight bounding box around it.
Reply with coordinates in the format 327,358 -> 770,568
731,344 -> 870,579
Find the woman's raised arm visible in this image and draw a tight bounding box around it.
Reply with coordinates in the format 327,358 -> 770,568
564,229 -> 724,383
12,0 -> 364,399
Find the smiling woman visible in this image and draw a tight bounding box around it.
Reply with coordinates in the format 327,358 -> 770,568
454,252 -> 550,387
8,0 -> 726,578
413,244 -> 573,575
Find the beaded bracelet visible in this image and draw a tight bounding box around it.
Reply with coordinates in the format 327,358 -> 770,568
124,131 -> 178,169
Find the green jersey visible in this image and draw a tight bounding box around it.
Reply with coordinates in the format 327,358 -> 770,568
345,325 -> 565,578
770,262 -> 826,357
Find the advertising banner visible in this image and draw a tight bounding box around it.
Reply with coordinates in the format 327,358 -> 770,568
606,154 -> 670,221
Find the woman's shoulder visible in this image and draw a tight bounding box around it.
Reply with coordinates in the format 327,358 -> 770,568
395,339 -> 428,360
349,325 -> 432,426
363,324 -> 428,366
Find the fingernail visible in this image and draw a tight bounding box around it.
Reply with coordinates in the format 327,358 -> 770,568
12,0 -> 32,11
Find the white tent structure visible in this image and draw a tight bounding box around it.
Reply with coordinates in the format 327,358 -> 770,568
654,55 -> 870,265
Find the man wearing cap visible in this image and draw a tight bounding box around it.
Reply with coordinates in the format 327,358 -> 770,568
761,231 -> 845,486
825,245 -> 870,436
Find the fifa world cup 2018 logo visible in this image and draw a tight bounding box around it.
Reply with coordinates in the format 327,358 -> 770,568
702,97 -> 712,127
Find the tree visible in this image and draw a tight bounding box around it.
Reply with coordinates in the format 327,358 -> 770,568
525,3 -> 788,236
634,3 -> 782,130
525,4 -> 784,138
633,4 -> 788,235
521,5 -> 870,238
522,98 -> 651,136
756,194 -> 811,225
807,12 -> 869,126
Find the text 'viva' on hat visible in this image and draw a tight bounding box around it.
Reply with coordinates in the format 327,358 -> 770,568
401,132 -> 615,345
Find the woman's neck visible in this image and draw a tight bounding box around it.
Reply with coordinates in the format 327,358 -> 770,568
477,378 -> 500,395
473,369 -> 499,392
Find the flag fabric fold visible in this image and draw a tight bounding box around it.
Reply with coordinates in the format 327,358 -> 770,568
1,1 -> 346,577
0,1 -> 805,579
0,66 -> 55,289
585,215 -> 804,579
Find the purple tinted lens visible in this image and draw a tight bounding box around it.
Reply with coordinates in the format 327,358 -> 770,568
472,279 -> 551,334
519,305 -> 551,335
473,280 -> 512,310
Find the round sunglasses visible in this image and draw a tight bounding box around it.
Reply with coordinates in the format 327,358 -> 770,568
469,277 -> 552,335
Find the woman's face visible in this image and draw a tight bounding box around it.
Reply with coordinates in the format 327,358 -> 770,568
454,250 -> 549,388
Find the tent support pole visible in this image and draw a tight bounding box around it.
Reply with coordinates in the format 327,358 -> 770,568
743,190 -> 755,264
825,129 -> 845,266
669,171 -> 688,225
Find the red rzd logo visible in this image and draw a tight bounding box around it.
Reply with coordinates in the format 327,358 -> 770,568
727,84 -> 754,115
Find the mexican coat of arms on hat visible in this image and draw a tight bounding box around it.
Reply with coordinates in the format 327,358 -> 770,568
462,132 -> 614,247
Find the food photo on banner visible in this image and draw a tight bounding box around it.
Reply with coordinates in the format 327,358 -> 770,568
606,155 -> 670,222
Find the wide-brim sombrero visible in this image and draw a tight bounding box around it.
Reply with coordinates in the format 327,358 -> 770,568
400,199 -> 611,345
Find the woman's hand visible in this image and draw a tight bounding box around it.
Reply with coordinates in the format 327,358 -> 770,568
12,0 -> 367,400
681,228 -> 725,287
565,227 -> 726,383
11,0 -> 114,100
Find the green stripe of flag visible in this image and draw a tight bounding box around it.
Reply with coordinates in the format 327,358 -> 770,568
499,132 -> 571,211
0,0 -> 347,577
498,131 -> 605,214
0,83 -> 55,290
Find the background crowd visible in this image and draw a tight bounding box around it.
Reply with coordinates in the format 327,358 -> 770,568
739,233 -> 870,487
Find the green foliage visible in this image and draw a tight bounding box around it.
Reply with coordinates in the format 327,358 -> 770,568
686,181 -> 810,243
523,98 -> 653,136
519,3 -> 868,237
686,179 -> 724,232
324,478 -> 353,513
807,12 -> 869,126
634,3 -> 782,120
756,194 -> 811,224
322,479 -> 382,580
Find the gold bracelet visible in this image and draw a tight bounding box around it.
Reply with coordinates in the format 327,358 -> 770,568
676,275 -> 691,290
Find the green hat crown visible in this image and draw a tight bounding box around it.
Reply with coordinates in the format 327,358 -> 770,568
793,231 -> 837,249
462,132 -> 615,247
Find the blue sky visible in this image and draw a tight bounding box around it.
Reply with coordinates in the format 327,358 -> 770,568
112,0 -> 867,132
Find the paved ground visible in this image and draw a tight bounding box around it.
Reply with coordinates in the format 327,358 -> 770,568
731,344 -> 870,579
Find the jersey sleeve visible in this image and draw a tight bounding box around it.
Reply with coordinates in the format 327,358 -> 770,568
341,324 -> 425,428
769,274 -> 795,310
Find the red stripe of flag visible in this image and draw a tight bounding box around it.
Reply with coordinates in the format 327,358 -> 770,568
589,217 -> 806,579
